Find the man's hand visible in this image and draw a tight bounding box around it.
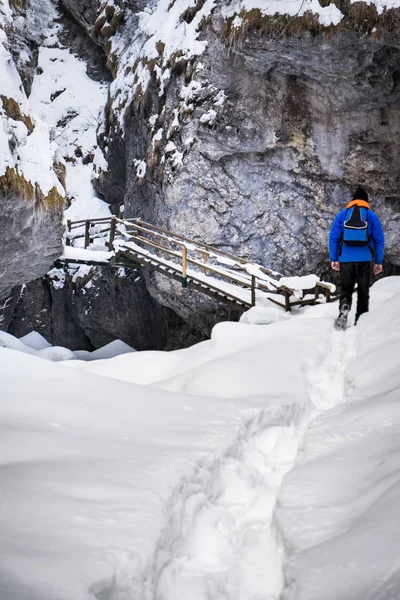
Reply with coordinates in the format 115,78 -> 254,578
373,264 -> 383,275
331,261 -> 340,271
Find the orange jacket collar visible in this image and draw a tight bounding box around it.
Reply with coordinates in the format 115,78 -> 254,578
346,199 -> 370,209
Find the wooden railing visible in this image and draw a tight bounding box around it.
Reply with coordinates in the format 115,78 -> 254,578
65,216 -> 337,311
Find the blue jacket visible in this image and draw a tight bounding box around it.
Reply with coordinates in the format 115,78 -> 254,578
329,201 -> 384,264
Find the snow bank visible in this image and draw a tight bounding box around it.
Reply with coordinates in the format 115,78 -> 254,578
0,330 -> 134,363
19,331 -> 52,350
1,277 -> 400,599
76,339 -> 136,362
276,276 -> 400,599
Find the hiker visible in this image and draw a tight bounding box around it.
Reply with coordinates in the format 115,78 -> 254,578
329,186 -> 384,329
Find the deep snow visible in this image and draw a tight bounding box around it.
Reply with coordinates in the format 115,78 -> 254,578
2,1 -> 400,598
1,277 -> 400,600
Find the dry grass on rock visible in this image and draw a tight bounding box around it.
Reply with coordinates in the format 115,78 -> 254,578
0,167 -> 64,211
223,3 -> 400,48
1,96 -> 34,133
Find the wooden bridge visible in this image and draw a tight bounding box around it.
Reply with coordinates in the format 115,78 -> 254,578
60,216 -> 337,313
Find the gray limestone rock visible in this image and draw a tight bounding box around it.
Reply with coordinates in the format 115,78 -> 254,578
0,190 -> 64,302
58,0 -> 101,35
57,5 -> 113,83
6,265 -> 207,351
116,17 -> 400,282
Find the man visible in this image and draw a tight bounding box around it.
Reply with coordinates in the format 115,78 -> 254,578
329,186 -> 384,329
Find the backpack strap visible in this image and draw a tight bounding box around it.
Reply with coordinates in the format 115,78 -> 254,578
344,205 -> 368,230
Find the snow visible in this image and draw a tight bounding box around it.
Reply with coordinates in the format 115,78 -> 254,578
199,108 -> 217,125
105,0 -> 399,135
1,277 -> 400,599
164,141 -> 183,167
372,0 -> 400,13
0,0 -> 110,258
27,14 -> 110,219
17,120 -> 65,196
240,304 -> 291,325
0,0 -> 12,22
76,340 -> 136,362
19,331 -> 52,350
279,274 -> 320,290
2,0 -> 400,598
62,246 -> 113,263
134,159 -> 147,178
0,329 -> 134,363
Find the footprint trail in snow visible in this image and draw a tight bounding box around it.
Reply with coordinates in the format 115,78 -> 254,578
153,324 -> 358,600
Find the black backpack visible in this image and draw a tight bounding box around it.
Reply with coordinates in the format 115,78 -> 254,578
342,205 -> 370,246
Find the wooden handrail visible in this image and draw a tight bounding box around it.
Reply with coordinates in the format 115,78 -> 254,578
72,216 -> 283,282
65,216 -> 335,312
117,232 -> 279,294
117,237 -> 252,289
128,218 -> 255,267
67,216 -> 114,226
128,218 -> 284,279
117,248 -> 251,307
114,221 -> 278,293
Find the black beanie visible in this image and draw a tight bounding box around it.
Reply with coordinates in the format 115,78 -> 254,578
352,186 -> 369,202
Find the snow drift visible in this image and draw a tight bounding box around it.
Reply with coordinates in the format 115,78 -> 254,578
0,276 -> 400,599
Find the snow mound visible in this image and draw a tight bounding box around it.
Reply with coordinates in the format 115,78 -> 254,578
19,331 -> 52,350
1,277 -> 400,600
76,339 -> 136,362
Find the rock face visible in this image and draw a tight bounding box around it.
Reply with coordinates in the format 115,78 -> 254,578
57,5 -> 113,83
0,190 -> 64,301
121,25 -> 400,277
86,4 -> 400,330
59,0 -> 101,33
0,1 -> 65,302
6,265 -> 206,351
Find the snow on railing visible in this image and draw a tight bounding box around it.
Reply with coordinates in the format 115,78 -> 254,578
64,217 -> 337,311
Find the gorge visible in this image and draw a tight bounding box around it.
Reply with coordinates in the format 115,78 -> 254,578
1,0 -> 400,350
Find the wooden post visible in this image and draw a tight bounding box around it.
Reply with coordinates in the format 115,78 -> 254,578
201,251 -> 208,274
251,275 -> 256,306
108,216 -> 116,251
66,220 -> 71,246
181,245 -> 188,288
84,220 -> 90,249
284,289 -> 291,312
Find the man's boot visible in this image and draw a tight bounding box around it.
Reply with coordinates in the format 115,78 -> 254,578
335,303 -> 350,330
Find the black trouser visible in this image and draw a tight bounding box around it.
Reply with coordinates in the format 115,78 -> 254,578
339,262 -> 371,322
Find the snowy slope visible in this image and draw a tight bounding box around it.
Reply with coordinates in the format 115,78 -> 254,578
27,7 -> 110,221
1,277 -> 400,599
